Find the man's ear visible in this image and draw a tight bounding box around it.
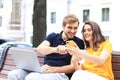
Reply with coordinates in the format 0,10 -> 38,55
62,24 -> 65,28
62,24 -> 65,27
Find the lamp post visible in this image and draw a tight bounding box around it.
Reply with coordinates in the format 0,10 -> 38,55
67,0 -> 71,14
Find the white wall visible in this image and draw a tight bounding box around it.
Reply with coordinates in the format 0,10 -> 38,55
47,0 -> 68,35
47,0 -> 120,51
110,1 -> 120,51
1,0 -> 12,37
21,0 -> 33,43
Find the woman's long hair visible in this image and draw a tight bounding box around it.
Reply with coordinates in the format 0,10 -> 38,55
81,21 -> 106,51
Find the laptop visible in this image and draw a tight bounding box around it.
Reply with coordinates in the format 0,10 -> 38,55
9,47 -> 44,73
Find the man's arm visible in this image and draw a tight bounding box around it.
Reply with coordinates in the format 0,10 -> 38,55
36,40 -> 57,55
36,40 -> 68,55
37,40 -> 74,73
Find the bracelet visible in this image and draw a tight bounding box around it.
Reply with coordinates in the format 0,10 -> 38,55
78,63 -> 81,65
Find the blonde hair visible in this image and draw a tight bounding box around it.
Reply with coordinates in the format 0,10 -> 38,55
62,14 -> 79,26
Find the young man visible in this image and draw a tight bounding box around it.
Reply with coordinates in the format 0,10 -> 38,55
8,14 -> 84,80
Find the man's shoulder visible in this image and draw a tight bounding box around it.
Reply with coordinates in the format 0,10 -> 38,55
47,32 -> 59,37
48,32 -> 60,35
46,32 -> 60,40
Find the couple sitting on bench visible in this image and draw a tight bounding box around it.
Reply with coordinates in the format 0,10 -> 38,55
8,14 -> 114,80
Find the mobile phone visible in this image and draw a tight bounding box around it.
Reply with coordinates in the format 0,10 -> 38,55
66,40 -> 76,47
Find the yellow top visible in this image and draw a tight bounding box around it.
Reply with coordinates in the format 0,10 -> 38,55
83,40 -> 114,80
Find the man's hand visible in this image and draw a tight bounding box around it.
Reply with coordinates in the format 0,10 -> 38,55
41,64 -> 60,73
56,45 -> 68,54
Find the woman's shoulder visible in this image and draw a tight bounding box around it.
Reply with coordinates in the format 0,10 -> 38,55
101,40 -> 112,52
102,40 -> 112,45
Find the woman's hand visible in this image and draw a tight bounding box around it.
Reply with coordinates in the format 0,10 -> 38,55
71,56 -> 83,70
67,46 -> 82,57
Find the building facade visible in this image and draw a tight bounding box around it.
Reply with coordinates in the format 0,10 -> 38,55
0,0 -> 120,51
47,0 -> 120,51
0,0 -> 33,44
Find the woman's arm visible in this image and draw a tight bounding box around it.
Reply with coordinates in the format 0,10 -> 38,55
67,46 -> 111,65
81,50 -> 110,65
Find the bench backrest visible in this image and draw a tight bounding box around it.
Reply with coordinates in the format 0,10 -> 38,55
0,47 -> 120,80
112,52 -> 120,80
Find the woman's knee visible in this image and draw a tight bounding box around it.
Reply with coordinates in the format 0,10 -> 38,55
73,70 -> 83,75
71,70 -> 85,80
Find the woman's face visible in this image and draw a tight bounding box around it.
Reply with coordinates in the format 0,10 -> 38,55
83,24 -> 93,42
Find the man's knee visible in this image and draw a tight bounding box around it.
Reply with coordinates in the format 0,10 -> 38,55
25,73 -> 33,80
8,69 -> 28,80
25,73 -> 40,80
8,70 -> 17,79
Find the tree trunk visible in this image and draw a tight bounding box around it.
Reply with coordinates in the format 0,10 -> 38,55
32,0 -> 46,47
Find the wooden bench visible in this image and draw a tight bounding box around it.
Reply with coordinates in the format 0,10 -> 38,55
0,47 -> 45,79
112,51 -> 120,80
0,47 -> 120,80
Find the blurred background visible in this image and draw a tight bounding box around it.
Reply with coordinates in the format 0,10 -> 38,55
0,0 -> 120,51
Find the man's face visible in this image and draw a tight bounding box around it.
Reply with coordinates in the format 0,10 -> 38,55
63,22 -> 79,39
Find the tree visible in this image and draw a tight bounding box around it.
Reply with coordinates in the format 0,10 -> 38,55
32,0 -> 47,47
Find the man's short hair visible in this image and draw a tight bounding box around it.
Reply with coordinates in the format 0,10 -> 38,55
62,14 -> 79,26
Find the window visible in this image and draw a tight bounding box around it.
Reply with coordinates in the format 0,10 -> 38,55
83,9 -> 90,22
102,8 -> 109,21
9,0 -> 21,30
0,16 -> 2,27
0,0 -> 3,8
51,12 -> 56,24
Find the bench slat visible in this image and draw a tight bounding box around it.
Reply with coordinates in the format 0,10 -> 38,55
113,71 -> 120,79
112,63 -> 120,71
0,70 -> 10,75
0,74 -> 7,79
112,56 -> 120,63
2,65 -> 16,70
4,59 -> 15,66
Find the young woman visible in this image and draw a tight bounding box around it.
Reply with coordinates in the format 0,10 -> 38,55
67,21 -> 114,80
